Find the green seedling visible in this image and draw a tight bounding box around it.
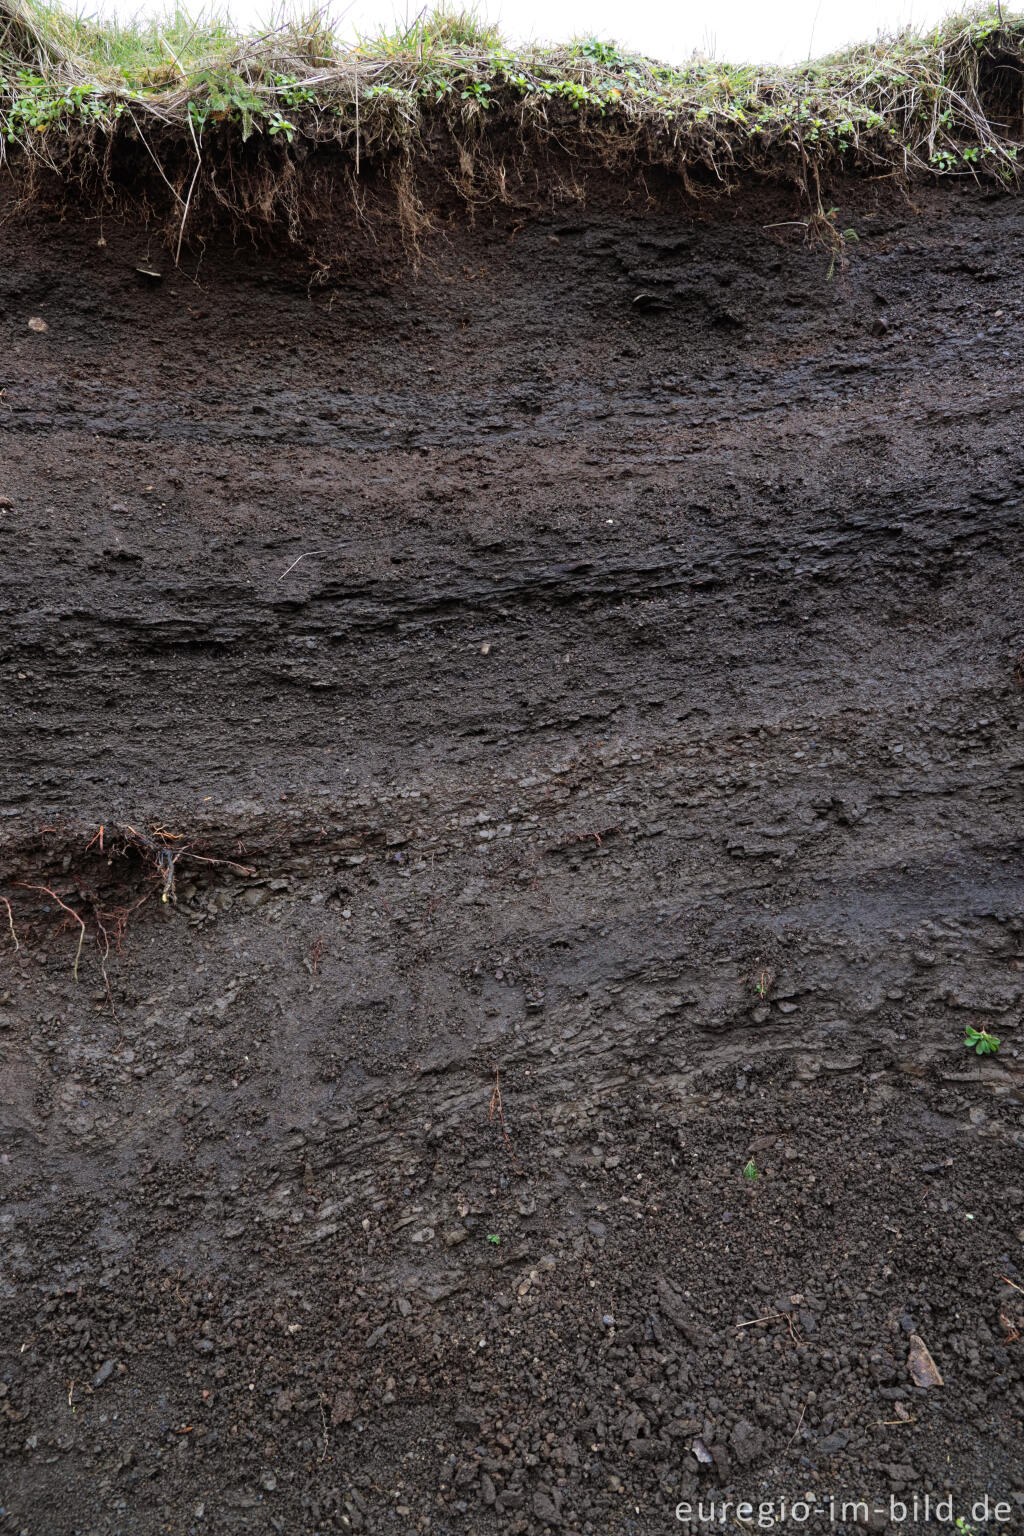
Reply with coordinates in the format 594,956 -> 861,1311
486,1233 -> 501,1245
742,1159 -> 760,1184
965,1024 -> 1000,1056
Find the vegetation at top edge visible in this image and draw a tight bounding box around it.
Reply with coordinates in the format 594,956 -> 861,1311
0,0 -> 1022,202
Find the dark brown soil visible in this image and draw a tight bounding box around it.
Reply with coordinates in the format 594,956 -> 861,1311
1,180 -> 1024,1536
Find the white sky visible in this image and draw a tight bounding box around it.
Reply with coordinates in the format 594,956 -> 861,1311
107,0 -> 961,66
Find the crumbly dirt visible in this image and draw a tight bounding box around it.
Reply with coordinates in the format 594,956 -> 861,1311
1,180 -> 1024,1536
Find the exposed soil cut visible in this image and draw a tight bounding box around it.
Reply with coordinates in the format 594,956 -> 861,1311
1,180 -> 1024,1536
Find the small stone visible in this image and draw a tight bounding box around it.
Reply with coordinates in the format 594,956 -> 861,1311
28,317 -> 48,333
907,1334 -> 943,1388
260,1469 -> 277,1492
93,1360 -> 115,1387
533,1490 -> 560,1524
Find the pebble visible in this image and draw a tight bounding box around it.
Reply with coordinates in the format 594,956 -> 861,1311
907,1334 -> 944,1389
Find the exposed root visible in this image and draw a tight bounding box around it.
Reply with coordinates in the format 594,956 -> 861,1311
0,893 -> 20,950
488,1067 -> 522,1173
116,822 -> 254,903
318,1393 -> 330,1463
15,881 -> 86,980
1,818 -> 257,984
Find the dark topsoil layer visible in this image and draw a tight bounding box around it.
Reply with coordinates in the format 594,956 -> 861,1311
1,177 -> 1024,1536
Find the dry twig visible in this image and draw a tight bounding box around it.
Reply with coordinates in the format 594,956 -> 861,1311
489,1067 -> 521,1172
733,1311 -> 804,1345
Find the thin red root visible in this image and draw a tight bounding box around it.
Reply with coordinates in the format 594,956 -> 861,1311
15,883 -> 86,981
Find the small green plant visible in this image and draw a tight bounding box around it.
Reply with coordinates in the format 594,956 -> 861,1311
486,1232 -> 501,1244
459,78 -> 493,106
965,1024 -> 1000,1056
956,1518 -> 979,1536
574,38 -> 627,68
742,1159 -> 760,1184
